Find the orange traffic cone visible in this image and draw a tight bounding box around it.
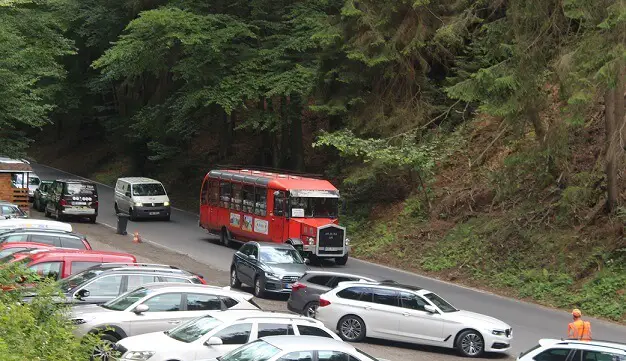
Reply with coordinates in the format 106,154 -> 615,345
133,232 -> 142,243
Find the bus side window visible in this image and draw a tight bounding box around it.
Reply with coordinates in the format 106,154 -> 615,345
220,182 -> 232,208
273,191 -> 285,217
255,187 -> 267,216
201,180 -> 209,205
208,180 -> 219,206
242,185 -> 255,214
231,184 -> 242,211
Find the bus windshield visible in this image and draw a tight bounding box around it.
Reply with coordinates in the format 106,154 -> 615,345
289,197 -> 338,218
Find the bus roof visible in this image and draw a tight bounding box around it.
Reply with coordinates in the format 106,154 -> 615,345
207,169 -> 339,194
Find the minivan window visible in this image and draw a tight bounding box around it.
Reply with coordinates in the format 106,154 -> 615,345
132,183 -> 166,196
64,183 -> 96,196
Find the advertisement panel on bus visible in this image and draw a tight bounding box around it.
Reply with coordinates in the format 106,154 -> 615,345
199,169 -> 350,265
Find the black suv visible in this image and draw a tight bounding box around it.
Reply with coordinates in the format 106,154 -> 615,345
45,179 -> 98,223
22,263 -> 208,305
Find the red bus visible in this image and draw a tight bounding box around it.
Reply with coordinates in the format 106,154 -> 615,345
199,169 -> 350,265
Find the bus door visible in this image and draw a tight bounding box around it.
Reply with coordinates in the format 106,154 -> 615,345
207,179 -> 220,227
270,190 -> 286,243
200,178 -> 210,226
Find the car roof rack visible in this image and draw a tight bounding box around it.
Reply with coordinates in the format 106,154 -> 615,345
234,314 -> 318,323
98,262 -> 180,269
559,338 -> 626,347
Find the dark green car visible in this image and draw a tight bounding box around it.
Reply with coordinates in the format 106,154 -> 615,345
33,180 -> 53,212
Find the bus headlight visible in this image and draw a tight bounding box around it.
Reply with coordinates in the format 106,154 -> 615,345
345,238 -> 350,245
307,237 -> 314,245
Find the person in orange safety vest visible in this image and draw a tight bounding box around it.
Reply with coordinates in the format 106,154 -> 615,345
567,309 -> 592,341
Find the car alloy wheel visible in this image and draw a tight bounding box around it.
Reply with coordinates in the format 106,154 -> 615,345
230,268 -> 241,288
339,315 -> 366,342
254,276 -> 265,298
458,331 -> 484,357
304,301 -> 319,318
91,335 -> 118,361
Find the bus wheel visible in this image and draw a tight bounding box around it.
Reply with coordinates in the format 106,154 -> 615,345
335,254 -> 348,266
220,228 -> 230,247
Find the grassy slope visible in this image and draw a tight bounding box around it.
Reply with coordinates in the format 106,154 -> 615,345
29,106 -> 625,323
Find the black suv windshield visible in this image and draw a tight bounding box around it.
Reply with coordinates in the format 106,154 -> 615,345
289,197 -> 338,218
132,183 -> 166,196
260,247 -> 303,264
101,287 -> 152,311
64,183 -> 96,196
167,315 -> 223,343
58,269 -> 105,292
424,292 -> 458,313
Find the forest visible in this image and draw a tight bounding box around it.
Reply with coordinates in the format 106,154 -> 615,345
1,0 -> 625,320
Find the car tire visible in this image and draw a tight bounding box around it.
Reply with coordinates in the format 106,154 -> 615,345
338,315 -> 366,342
253,276 -> 265,298
230,267 -> 242,288
44,206 -> 51,218
88,216 -> 97,224
90,333 -> 119,361
163,214 -> 171,222
303,301 -> 319,318
335,254 -> 348,266
33,198 -> 38,210
455,329 -> 485,357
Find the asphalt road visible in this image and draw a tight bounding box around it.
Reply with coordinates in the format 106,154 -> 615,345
32,163 -> 626,356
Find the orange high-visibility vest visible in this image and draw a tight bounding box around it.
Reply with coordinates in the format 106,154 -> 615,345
568,319 -> 592,341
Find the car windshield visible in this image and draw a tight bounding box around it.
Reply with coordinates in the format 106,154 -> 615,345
424,292 -> 458,313
101,287 -> 151,311
220,340 -> 281,361
289,197 -> 338,218
29,177 -> 40,186
260,247 -> 303,264
64,183 -> 96,196
132,183 -> 166,196
57,268 -> 104,292
167,315 -> 223,343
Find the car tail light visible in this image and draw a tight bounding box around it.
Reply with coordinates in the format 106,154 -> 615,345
59,199 -> 67,206
319,297 -> 331,307
195,275 -> 207,284
92,201 -> 99,208
291,282 -> 306,291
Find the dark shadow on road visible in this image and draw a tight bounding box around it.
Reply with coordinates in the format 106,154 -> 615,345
362,337 -> 513,359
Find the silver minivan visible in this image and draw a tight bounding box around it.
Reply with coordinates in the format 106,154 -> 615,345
114,177 -> 171,221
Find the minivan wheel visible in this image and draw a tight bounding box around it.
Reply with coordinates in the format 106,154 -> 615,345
335,253 -> 348,266
338,315 -> 366,342
91,333 -> 119,361
253,276 -> 265,298
303,301 -> 319,318
230,268 -> 241,288
456,330 -> 484,357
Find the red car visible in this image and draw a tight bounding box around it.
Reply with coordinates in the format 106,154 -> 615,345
0,242 -> 57,261
10,249 -> 137,280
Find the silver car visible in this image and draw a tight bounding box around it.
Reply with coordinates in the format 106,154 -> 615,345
208,335 -> 387,361
70,283 -> 259,359
287,271 -> 376,317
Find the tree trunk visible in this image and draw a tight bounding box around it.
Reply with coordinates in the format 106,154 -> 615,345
290,94 -> 305,171
604,72 -> 622,212
527,107 -> 546,145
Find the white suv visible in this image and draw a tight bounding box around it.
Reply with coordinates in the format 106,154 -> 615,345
315,281 -> 512,357
517,339 -> 626,361
114,310 -> 341,361
70,283 -> 258,358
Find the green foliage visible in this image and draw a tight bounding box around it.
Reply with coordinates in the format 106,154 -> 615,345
0,263 -> 99,360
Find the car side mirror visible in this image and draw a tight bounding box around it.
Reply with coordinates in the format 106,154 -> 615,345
248,254 -> 256,260
205,337 -> 223,346
304,258 -> 310,265
424,305 -> 438,314
125,191 -> 131,197
133,304 -> 149,314
75,289 -> 90,299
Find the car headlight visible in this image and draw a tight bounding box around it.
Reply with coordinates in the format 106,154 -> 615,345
491,329 -> 506,336
266,272 -> 280,280
123,351 -> 155,360
164,201 -> 170,206
134,202 -> 143,207
307,237 -> 314,245
345,238 -> 350,245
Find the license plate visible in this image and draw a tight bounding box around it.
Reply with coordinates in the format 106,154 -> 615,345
149,212 -> 159,215
284,283 -> 293,289
319,247 -> 342,251
72,202 -> 87,206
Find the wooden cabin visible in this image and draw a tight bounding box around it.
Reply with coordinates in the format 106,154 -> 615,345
0,158 -> 32,212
